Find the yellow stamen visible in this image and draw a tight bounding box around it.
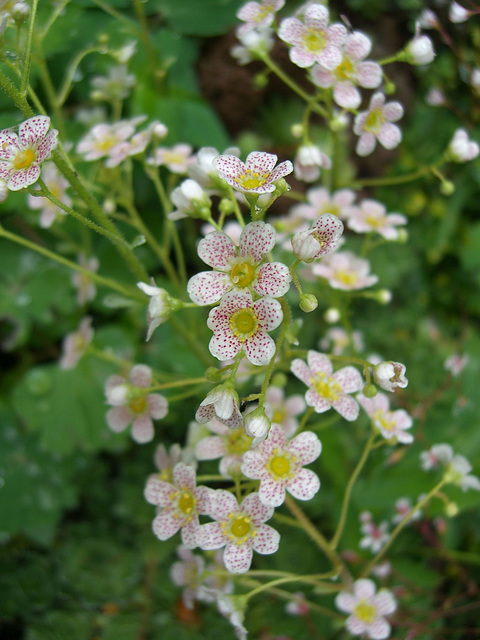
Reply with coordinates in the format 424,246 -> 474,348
229,308 -> 258,341
13,148 -> 36,170
364,108 -> 385,134
237,169 -> 269,190
354,599 -> 377,624
129,395 -> 148,414
230,260 -> 256,287
312,372 -> 342,403
303,29 -> 326,53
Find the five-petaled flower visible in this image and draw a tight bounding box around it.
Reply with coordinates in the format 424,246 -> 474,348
0,116 -> 58,191
278,4 -> 347,69
335,578 -> 397,640
144,463 -> 212,548
195,383 -> 243,428
312,250 -> 378,290
236,0 -> 285,35
195,418 -> 253,478
357,392 -> 414,444
197,490 -> 280,573
241,424 -> 321,507
346,199 -> 407,240
353,93 -> 404,157
310,31 -> 382,109
105,364 -> 168,443
291,350 -> 363,421
213,151 -> 293,194
207,290 -> 283,366
187,221 -> 291,306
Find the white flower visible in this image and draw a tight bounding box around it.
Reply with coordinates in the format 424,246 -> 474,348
196,384 -> 243,428
448,129 -> 479,162
444,353 -> 468,376
404,33 -> 435,65
444,454 -> 480,492
169,179 -> 211,221
354,93 -> 403,157
336,579 -> 396,639
373,361 -> 408,392
244,407 -> 271,445
294,144 -> 331,182
449,1 -> 470,23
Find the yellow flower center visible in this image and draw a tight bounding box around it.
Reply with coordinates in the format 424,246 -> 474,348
178,490 -> 195,515
230,260 -> 256,288
255,5 -> 272,22
266,448 -> 296,479
320,203 -> 339,216
372,409 -> 395,432
354,599 -> 377,624
335,270 -> 358,287
226,429 -> 252,456
237,168 -> 269,190
335,56 -> 354,81
272,408 -> 285,424
303,29 -> 326,53
13,148 -> 36,170
312,372 -> 342,403
95,136 -> 117,153
364,108 -> 385,134
222,513 -> 255,545
129,395 -> 148,414
365,214 -> 384,227
229,308 -> 258,341
161,150 -> 186,164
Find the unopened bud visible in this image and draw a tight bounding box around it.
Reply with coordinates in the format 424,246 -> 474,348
440,180 -> 455,196
299,293 -> 318,313
219,198 -> 235,215
445,502 -> 459,518
291,123 -> 304,138
244,407 -> 271,444
362,383 -> 378,398
152,123 -> 168,140
271,372 -> 287,387
384,80 -> 396,95
12,2 -> 29,25
377,289 -> 392,304
253,72 -> 269,89
324,307 -> 341,323
395,229 -> 409,243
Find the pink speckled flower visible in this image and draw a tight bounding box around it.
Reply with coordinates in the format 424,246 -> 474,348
335,579 -> 397,640
420,443 -> 454,471
241,424 -> 321,507
237,0 -> 285,35
291,213 -> 344,262
392,497 -> 421,525
444,353 -> 469,376
354,93 -> 404,156
187,221 -> 291,306
312,250 -> 378,290
145,463 -> 211,548
207,290 -> 283,366
310,31 -> 382,109
291,350 -> 363,421
26,162 -> 70,228
264,386 -> 306,437
214,151 -> 293,194
170,546 -> 206,610
59,316 -> 94,369
197,490 -> 280,573
359,512 -> 390,554
346,199 -> 407,240
105,364 -> 168,443
195,418 -> 253,478
0,116 -> 58,191
195,383 -> 243,428
278,4 -> 347,70
154,443 -> 185,483
148,143 -> 195,173
290,186 -> 357,222
357,392 -> 414,444
76,119 -> 139,166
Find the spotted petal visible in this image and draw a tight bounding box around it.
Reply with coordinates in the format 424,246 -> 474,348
240,221 -> 276,262
7,165 -> 40,191
254,261 -> 291,297
332,394 -> 359,421
197,521 -> 227,550
308,350 -> 332,376
251,523 -> 280,555
18,116 -> 51,147
244,331 -> 276,366
241,492 -> 274,524
334,366 -> 363,393
132,414 -> 155,443
288,431 -> 321,465
287,468 -> 320,501
187,270 -> 232,305
152,510 -> 182,541
224,542 -> 253,573
197,231 -> 237,270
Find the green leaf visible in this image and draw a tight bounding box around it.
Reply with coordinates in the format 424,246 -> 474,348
152,0 -> 243,36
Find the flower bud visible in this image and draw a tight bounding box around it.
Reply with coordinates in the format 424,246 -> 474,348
299,293 -> 318,313
291,123 -> 304,138
324,307 -> 341,323
205,367 -> 224,383
373,361 -> 408,392
404,35 -> 435,65
362,383 -> 378,398
440,181 -> 455,196
292,229 -> 320,262
244,407 -> 271,443
219,198 -> 235,215
12,2 -> 29,25
445,502 -> 459,518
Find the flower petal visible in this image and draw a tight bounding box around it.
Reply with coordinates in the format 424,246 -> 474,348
132,414 -> 155,443
287,468 -> 320,501
251,523 -> 280,554
152,510 -> 182,541
288,431 -> 322,465
106,406 -> 132,432
197,521 -> 227,550
241,492 -> 274,524
147,393 -> 169,419
240,221 -> 276,262
254,261 -> 291,297
223,542 -> 253,573
307,350 -> 332,376
187,270 -> 232,305
334,366 -> 363,393
18,116 -> 51,147
244,331 -> 276,366
332,394 -> 359,421
197,230 -> 237,270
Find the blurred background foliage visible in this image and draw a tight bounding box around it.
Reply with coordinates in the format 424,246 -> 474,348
1,0 -> 480,638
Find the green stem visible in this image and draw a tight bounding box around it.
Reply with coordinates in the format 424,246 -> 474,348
57,46 -> 106,106
361,478 -> 448,577
0,224 -> 144,301
40,0 -> 70,38
152,377 -> 207,390
330,431 -> 376,549
20,0 -> 38,96
258,298 -> 291,407
258,52 -> 328,119
244,573 -> 341,602
131,0 -> 161,89
351,164 -> 440,189
284,494 -> 348,581
297,406 -> 315,432
0,68 -> 33,116
168,316 -> 212,368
